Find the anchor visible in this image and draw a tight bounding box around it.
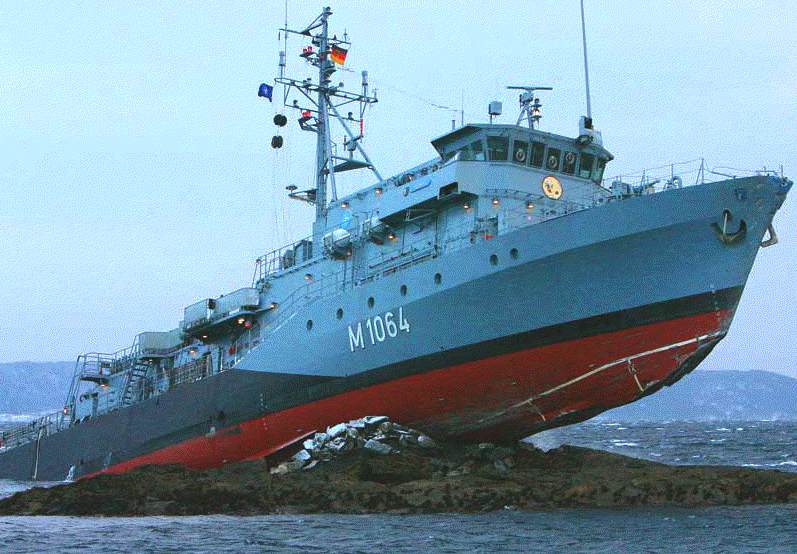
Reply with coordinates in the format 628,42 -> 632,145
712,210 -> 747,245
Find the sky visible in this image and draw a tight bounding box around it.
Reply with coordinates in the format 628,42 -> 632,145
0,1 -> 795,375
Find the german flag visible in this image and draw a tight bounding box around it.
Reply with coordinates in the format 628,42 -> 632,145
330,45 -> 348,65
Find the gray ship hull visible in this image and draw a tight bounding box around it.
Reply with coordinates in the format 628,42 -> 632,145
0,175 -> 786,481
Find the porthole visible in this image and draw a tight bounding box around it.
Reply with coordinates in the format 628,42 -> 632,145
306,319 -> 313,331
336,308 -> 343,320
510,248 -> 519,260
434,273 -> 442,285
490,254 -> 498,266
400,284 -> 408,296
367,297 -> 375,308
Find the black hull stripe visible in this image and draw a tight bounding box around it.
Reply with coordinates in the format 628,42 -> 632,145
260,286 -> 742,413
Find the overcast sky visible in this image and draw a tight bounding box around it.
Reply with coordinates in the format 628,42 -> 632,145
1,1 -> 795,375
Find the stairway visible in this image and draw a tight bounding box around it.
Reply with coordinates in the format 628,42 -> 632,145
120,362 -> 150,406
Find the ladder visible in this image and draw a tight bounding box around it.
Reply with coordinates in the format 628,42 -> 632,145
120,361 -> 150,406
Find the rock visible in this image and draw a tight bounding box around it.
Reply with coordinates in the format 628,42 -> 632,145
292,449 -> 312,463
362,415 -> 389,426
327,423 -> 348,439
284,460 -> 306,472
270,464 -> 290,475
2,435 -> 797,516
417,435 -> 437,449
346,428 -> 360,440
378,421 -> 393,434
364,439 -> 393,455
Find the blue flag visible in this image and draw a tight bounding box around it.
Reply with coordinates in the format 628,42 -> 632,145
258,83 -> 273,101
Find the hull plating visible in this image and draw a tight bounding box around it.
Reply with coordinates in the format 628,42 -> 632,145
0,176 -> 785,481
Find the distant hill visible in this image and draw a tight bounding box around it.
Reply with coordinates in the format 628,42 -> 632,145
0,361 -> 73,413
599,370 -> 797,421
1,363 -> 796,421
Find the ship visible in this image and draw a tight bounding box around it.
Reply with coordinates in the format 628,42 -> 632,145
0,6 -> 791,482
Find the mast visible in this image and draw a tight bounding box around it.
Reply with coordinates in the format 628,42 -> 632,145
272,7 -> 380,244
314,7 -> 332,224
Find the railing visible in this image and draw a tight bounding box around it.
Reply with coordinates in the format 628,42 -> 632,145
243,202 -> 575,355
161,356 -> 213,390
603,158 -> 784,195
0,410 -> 68,452
381,158 -> 445,188
1,343 -> 153,453
252,234 -> 314,285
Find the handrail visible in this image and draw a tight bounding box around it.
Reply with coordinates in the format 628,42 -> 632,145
0,410 -> 68,452
603,158 -> 783,193
248,202 -> 573,353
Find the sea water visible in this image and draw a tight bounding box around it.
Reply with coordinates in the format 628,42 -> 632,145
1,420 -> 796,553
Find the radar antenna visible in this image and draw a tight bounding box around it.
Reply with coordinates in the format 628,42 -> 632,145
268,6 -> 381,240
507,86 -> 552,130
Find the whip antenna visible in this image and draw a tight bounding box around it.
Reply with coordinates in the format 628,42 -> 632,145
580,0 -> 592,121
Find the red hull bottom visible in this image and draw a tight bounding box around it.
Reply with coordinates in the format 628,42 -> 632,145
91,309 -> 729,477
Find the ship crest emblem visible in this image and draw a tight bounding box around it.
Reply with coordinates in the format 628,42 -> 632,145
542,175 -> 563,199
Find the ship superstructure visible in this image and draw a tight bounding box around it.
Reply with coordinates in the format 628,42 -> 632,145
0,7 -> 791,481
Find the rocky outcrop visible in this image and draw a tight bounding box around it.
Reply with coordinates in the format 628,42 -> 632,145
2,437 -> 797,516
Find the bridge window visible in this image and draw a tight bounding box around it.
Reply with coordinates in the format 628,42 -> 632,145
487,136 -> 509,161
530,142 -> 545,167
579,153 -> 595,179
546,148 -> 561,171
458,139 -> 485,161
562,151 -> 577,175
512,140 -> 528,165
593,157 -> 608,184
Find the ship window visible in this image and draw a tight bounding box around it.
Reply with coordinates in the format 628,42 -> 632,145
579,153 -> 595,179
367,297 -> 375,308
400,284 -> 408,296
511,140 -> 529,165
546,148 -> 561,171
434,272 -> 442,285
459,139 -> 485,161
306,319 -> 313,331
562,151 -> 577,175
530,142 -> 545,167
510,248 -> 519,259
487,136 -> 509,161
336,308 -> 343,320
490,254 -> 498,266
592,157 -> 608,184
